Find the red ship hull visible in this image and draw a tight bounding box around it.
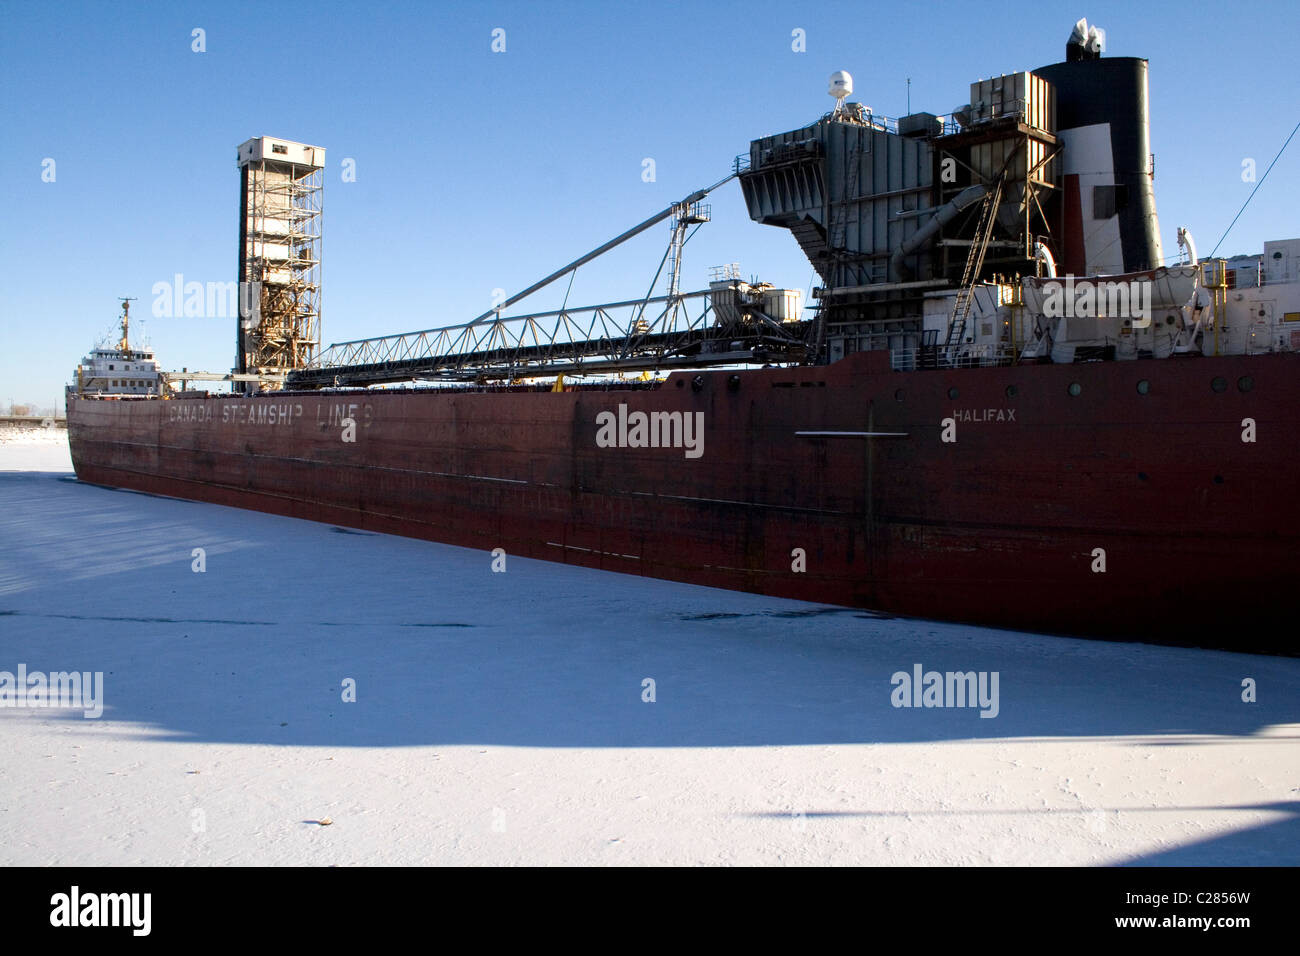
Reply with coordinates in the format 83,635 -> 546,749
67,350 -> 1299,651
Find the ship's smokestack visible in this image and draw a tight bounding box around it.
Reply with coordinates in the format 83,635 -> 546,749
1034,24 -> 1162,276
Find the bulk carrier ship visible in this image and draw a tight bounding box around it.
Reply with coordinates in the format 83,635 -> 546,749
68,23 -> 1300,651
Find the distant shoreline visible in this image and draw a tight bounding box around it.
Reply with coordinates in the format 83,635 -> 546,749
0,417 -> 67,431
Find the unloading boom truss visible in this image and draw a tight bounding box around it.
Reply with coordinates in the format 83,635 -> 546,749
286,173 -> 816,387
288,291 -> 812,387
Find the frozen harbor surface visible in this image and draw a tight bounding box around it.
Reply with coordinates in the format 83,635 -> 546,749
1,429 -> 1297,865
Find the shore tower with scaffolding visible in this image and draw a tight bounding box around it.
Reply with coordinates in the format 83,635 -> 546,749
235,136 -> 325,391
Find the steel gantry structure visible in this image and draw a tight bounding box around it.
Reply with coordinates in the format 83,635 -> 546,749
289,290 -> 812,387
287,174 -> 812,388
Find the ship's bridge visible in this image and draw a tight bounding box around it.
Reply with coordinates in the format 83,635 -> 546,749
73,346 -> 164,397
72,300 -> 166,397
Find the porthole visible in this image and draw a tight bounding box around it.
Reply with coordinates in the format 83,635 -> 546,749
1211,376 -> 1227,393
1213,475 -> 1224,485
1005,384 -> 1018,398
1068,383 -> 1082,397
1237,376 -> 1254,392
947,387 -> 959,400
1138,472 -> 1149,481
1136,379 -> 1150,395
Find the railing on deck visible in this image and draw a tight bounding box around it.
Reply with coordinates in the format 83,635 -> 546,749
889,343 -> 1021,371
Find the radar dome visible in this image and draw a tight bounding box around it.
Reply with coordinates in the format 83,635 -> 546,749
828,71 -> 853,101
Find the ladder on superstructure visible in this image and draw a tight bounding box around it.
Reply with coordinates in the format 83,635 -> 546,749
828,140 -> 862,286
944,175 -> 1004,356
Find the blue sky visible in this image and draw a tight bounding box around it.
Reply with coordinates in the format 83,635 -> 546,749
2,0 -> 1296,411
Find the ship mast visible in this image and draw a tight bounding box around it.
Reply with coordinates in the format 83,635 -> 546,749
117,297 -> 137,356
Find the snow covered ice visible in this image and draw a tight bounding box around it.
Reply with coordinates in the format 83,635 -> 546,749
1,427 -> 1297,865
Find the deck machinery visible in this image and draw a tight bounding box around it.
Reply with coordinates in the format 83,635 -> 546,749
739,26 -> 1163,369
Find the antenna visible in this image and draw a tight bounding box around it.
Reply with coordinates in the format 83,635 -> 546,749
828,71 -> 853,116
907,77 -> 911,114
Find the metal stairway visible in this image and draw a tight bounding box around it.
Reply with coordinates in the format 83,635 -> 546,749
944,175 -> 1004,355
